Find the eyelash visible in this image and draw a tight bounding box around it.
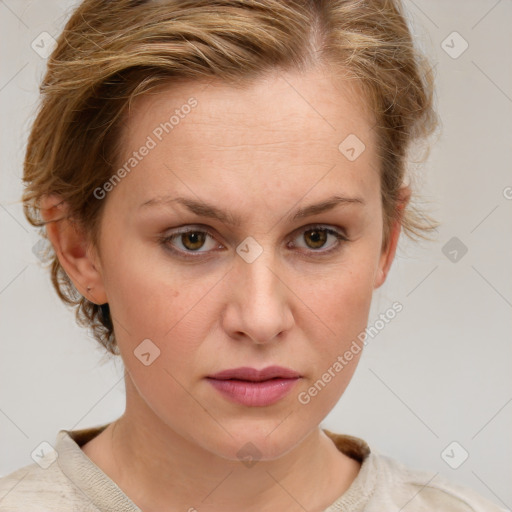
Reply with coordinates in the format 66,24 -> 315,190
158,224 -> 349,261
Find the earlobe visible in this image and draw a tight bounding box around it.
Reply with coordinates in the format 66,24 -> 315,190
39,194 -> 108,305
373,267 -> 385,289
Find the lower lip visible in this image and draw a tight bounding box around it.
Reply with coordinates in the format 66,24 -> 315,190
206,377 -> 300,407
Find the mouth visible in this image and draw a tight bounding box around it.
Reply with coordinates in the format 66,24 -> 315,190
206,366 -> 302,407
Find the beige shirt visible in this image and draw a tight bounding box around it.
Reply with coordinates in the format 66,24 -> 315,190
0,423 -> 505,511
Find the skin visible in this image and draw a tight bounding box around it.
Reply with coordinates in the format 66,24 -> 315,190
41,65 -> 409,512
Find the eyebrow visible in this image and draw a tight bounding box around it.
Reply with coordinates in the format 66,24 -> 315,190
139,194 -> 365,226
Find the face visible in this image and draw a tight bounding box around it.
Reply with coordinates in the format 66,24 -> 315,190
84,67 -> 401,460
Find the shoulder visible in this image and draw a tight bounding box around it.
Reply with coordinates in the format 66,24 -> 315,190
0,461 -> 94,511
367,451 -> 506,512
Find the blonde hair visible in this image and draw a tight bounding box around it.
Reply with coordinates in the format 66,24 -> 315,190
23,0 -> 439,355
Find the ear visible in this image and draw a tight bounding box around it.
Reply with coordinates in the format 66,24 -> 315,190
39,194 -> 108,305
373,186 -> 411,289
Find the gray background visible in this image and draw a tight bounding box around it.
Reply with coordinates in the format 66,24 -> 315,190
1,0 -> 511,507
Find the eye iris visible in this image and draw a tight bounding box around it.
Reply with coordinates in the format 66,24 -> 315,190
182,232 -> 206,250
304,229 -> 327,249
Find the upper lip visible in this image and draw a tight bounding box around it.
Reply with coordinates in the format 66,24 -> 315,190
207,366 -> 301,382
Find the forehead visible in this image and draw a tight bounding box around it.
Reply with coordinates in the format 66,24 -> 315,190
114,67 -> 379,208
124,67 -> 374,141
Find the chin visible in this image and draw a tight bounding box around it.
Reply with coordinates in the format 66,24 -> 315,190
196,418 -> 314,464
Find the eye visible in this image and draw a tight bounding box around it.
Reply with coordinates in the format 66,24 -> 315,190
160,227 -> 222,258
289,224 -> 348,255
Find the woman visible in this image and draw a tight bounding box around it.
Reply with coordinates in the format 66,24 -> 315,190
0,0 -> 504,510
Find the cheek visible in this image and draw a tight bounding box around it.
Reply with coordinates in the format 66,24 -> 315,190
300,254 -> 375,389
101,240 -> 227,367
101,236 -> 179,329
307,260 -> 375,335
297,273 -> 371,413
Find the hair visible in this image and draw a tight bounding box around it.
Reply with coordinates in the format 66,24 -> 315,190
22,0 -> 439,356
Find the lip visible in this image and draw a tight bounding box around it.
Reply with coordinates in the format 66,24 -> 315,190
206,366 -> 301,407
208,366 -> 301,381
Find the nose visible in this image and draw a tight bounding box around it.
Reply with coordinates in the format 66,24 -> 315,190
221,250 -> 294,345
